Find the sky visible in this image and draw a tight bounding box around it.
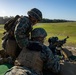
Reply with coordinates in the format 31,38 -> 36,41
0,0 -> 76,21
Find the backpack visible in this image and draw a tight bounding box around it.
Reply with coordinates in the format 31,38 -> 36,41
4,15 -> 20,32
3,15 -> 20,40
2,15 -> 22,58
2,15 -> 20,49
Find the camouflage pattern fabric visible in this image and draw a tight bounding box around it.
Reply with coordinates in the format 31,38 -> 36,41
4,42 -> 60,75
14,42 -> 60,75
14,45 -> 43,75
31,28 -> 47,38
27,8 -> 42,21
14,16 -> 33,49
41,45 -> 60,73
4,66 -> 36,75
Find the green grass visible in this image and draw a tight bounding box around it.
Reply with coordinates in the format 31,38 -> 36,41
0,24 -> 5,49
34,22 -> 76,46
0,22 -> 76,49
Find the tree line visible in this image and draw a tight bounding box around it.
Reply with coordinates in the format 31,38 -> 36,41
0,16 -> 14,24
0,16 -> 75,24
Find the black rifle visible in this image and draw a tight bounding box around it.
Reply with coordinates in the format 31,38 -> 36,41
48,36 -> 69,56
57,36 -> 69,47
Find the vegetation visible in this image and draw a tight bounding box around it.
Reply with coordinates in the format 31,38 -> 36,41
0,25 -> 4,49
0,16 -> 75,24
34,22 -> 76,46
0,22 -> 76,49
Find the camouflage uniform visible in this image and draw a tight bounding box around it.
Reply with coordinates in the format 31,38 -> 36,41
4,66 -> 34,75
14,16 -> 33,49
14,8 -> 42,49
4,28 -> 60,75
4,43 -> 60,75
0,8 -> 42,63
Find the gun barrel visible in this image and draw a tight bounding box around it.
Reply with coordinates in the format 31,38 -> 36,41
66,36 -> 69,39
63,36 -> 69,41
57,36 -> 69,47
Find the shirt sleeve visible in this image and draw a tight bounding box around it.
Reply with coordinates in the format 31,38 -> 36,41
43,46 -> 60,73
14,16 -> 31,49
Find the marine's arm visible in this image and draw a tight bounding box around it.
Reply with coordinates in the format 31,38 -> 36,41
43,46 -> 60,73
14,16 -> 32,49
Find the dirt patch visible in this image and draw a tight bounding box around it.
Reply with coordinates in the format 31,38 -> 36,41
64,46 -> 76,56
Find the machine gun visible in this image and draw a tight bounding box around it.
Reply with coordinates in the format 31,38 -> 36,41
55,36 -> 69,59
56,36 -> 69,47
48,36 -> 69,60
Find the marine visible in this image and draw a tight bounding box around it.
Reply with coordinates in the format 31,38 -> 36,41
1,8 -> 42,64
4,28 -> 60,75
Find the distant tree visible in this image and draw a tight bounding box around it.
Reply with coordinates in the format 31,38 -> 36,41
0,16 -> 75,24
0,17 -> 4,24
40,18 -> 72,23
0,16 -> 14,24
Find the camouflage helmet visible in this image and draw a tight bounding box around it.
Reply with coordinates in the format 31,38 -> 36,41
27,8 -> 42,21
31,28 -> 47,38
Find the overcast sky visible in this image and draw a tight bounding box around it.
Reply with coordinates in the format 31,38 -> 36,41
0,0 -> 76,21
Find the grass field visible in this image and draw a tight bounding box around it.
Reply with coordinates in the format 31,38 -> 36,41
34,22 -> 76,46
0,25 -> 5,49
0,22 -> 76,49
